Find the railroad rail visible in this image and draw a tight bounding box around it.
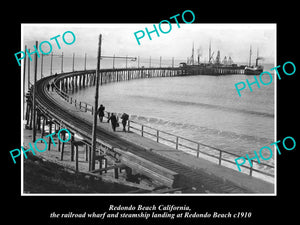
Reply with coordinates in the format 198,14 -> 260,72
51,69 -> 274,179
26,69 -> 254,193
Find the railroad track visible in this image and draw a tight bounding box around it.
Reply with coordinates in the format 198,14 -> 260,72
33,75 -> 250,193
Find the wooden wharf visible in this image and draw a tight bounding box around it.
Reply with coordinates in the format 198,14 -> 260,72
24,66 -> 274,194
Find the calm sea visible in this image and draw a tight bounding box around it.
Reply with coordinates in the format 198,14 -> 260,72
70,63 -> 275,154
24,57 -> 275,180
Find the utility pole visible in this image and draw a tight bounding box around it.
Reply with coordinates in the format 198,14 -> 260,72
61,52 -> 64,73
50,52 -> 53,75
72,52 -> 75,72
28,49 -> 30,90
112,54 -> 115,69
41,54 -> 44,78
41,54 -> 51,78
91,34 -> 102,171
159,56 -> 162,68
172,57 -> 174,68
23,45 -> 27,120
84,53 -> 87,70
32,41 -> 38,143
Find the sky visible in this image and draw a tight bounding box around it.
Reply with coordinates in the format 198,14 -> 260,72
22,23 -> 276,64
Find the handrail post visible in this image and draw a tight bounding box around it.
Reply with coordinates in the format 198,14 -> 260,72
219,151 -> 222,165
176,136 -> 179,150
128,120 -> 130,132
249,165 -> 253,176
197,143 -> 200,158
156,130 -> 159,142
141,125 -> 144,136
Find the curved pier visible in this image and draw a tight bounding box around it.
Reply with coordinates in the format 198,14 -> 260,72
25,67 -> 274,194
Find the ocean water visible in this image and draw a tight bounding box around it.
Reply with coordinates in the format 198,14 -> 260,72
71,72 -> 274,144
23,56 -> 275,180
69,63 -> 275,179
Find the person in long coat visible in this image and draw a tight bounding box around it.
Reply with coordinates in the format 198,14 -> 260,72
97,104 -> 105,122
121,113 -> 129,132
108,113 -> 118,132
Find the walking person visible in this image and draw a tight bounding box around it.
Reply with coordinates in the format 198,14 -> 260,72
108,113 -> 118,132
46,83 -> 50,91
50,82 -> 55,91
121,113 -> 129,132
97,104 -> 105,122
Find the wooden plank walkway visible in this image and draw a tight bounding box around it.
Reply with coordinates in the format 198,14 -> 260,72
31,75 -> 274,194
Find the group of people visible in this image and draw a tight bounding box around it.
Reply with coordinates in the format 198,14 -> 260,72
45,74 -> 129,133
97,104 -> 129,132
46,73 -> 58,91
46,82 -> 56,91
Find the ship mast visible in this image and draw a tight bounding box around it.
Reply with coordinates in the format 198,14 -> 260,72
256,48 -> 259,66
215,50 -> 221,64
196,46 -> 202,65
191,42 -> 194,65
209,40 -> 212,63
249,45 -> 252,66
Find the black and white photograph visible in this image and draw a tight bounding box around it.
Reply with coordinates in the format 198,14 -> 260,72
4,4 -> 298,224
21,23 -> 276,195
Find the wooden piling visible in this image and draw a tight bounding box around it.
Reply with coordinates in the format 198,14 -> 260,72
47,120 -> 53,151
36,110 -> 41,131
85,144 -> 88,161
114,166 -> 119,179
99,156 -> 103,175
60,141 -> 65,161
75,144 -> 79,171
41,115 -> 45,139
71,134 -> 75,161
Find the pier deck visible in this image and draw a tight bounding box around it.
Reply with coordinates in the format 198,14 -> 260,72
29,74 -> 274,194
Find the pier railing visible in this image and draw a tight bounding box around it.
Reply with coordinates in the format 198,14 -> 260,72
127,120 -> 274,179
52,71 -> 274,180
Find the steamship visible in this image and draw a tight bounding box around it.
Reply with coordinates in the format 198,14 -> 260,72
244,46 -> 264,75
